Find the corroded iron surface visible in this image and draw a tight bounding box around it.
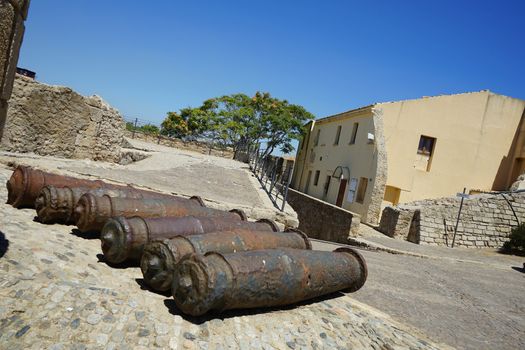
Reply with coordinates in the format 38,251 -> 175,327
172,247 -> 368,316
101,215 -> 268,265
141,227 -> 307,292
35,185 -> 187,224
6,165 -> 107,208
74,194 -> 245,233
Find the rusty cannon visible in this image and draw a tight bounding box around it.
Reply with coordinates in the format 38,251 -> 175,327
35,185 -> 188,224
101,215 -> 274,265
141,228 -> 310,292
6,165 -> 111,208
171,247 -> 367,316
74,193 -> 246,233
5,165 -> 180,209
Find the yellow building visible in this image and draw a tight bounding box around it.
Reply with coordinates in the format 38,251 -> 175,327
291,91 -> 525,224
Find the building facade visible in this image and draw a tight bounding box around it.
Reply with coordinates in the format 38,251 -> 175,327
291,91 -> 525,224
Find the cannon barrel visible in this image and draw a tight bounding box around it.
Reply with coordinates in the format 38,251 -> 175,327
172,247 -> 367,316
141,227 -> 306,292
6,165 -> 184,210
6,165 -> 107,208
35,185 -> 190,224
101,215 -> 271,265
74,194 -> 245,233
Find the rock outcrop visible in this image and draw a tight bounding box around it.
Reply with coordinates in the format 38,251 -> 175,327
1,74 -> 124,162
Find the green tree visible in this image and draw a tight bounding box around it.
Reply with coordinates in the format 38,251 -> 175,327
125,121 -> 136,131
502,223 -> 525,256
250,92 -> 314,157
160,92 -> 315,155
161,112 -> 188,138
139,123 -> 159,135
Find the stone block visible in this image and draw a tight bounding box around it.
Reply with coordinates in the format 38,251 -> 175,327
7,0 -> 30,19
378,206 -> 417,239
0,1 -> 15,93
2,75 -> 124,162
287,188 -> 360,244
1,13 -> 24,100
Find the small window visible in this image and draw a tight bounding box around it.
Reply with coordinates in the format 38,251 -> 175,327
314,129 -> 320,146
334,125 -> 342,145
323,175 -> 331,196
356,177 -> 368,203
418,135 -> 436,156
349,123 -> 359,144
314,170 -> 320,186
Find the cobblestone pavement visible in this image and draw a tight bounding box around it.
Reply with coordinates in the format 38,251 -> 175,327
0,165 -> 448,349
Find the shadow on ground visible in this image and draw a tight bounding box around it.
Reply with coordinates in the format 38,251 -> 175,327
135,278 -> 172,297
163,291 -> 345,325
70,229 -> 99,240
96,253 -> 138,269
0,231 -> 9,258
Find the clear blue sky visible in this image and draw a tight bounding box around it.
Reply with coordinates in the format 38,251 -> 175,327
19,0 -> 525,127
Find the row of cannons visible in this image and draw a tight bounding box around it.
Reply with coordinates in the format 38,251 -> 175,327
6,165 -> 368,316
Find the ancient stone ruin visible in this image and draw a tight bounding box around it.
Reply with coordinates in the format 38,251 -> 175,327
1,74 -> 124,162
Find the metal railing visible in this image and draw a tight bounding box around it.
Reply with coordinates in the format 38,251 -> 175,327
249,151 -> 293,212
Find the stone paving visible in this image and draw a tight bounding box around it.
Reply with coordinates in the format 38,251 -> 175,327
0,165 -> 448,350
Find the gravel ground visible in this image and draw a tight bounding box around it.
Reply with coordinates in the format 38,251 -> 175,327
312,236 -> 525,350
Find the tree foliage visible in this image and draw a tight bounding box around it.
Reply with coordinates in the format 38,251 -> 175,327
160,92 -> 314,156
126,122 -> 160,135
502,223 -> 525,256
161,112 -> 188,138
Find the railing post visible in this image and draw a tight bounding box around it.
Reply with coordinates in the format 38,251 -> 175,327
132,118 -> 138,139
269,165 -> 277,195
281,167 -> 292,212
451,187 -> 466,248
265,165 -> 272,187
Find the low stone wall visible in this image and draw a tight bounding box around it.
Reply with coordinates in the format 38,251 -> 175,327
125,130 -> 234,159
378,205 -> 419,243
379,192 -> 524,248
1,75 -> 124,162
286,188 -> 360,243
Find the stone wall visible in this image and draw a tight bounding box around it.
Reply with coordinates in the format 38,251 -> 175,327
286,188 -> 360,243
0,0 -> 30,140
378,205 -> 419,242
124,130 -> 234,159
379,192 -> 524,248
1,75 -> 124,162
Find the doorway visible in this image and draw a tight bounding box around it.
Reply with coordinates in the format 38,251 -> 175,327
336,179 -> 348,207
